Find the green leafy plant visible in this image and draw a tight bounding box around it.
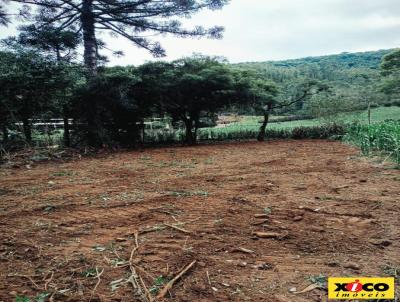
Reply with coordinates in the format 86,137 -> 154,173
81,268 -> 97,278
15,292 -> 49,302
263,207 -> 272,215
149,275 -> 167,295
307,274 -> 327,288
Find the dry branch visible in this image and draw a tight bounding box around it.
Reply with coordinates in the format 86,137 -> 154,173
156,260 -> 197,299
164,223 -> 192,234
44,271 -> 54,291
231,247 -> 254,254
206,270 -> 212,286
127,231 -> 154,302
9,274 -> 41,289
251,219 -> 268,226
90,267 -> 104,299
252,231 -> 288,239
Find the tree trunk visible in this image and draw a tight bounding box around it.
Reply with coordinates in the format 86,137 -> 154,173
140,120 -> 145,145
193,116 -> 200,144
22,118 -> 32,144
81,0 -> 103,147
184,118 -> 195,145
81,0 -> 97,77
55,46 -> 61,62
63,106 -> 70,147
1,125 -> 8,143
257,104 -> 272,142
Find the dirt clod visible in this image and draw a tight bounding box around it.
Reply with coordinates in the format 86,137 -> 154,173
343,262 -> 361,270
293,216 -> 303,221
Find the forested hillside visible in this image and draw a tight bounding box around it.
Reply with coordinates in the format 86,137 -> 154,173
234,49 -> 397,115
239,49 -> 392,69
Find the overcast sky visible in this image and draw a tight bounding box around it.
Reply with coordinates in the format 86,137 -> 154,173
1,0 -> 399,66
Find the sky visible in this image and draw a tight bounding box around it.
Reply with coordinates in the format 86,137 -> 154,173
1,0 -> 399,66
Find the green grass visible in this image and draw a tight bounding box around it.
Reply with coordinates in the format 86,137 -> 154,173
195,106 -> 400,142
218,106 -> 400,132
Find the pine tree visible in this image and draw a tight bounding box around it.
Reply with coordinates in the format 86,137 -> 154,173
7,0 -> 229,146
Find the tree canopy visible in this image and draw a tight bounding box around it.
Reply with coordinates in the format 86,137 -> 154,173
2,0 -> 230,146
381,49 -> 400,96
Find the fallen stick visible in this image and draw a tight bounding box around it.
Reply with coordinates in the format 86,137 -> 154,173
254,214 -> 269,218
127,232 -> 153,302
44,271 -> 54,291
156,260 -> 197,299
164,223 -> 192,234
9,275 -> 41,289
129,232 -> 140,263
137,271 -> 153,302
90,267 -> 104,301
292,283 -> 320,294
251,219 -> 268,226
252,231 -> 288,239
206,270 -> 212,286
138,226 -> 163,234
231,247 -> 254,254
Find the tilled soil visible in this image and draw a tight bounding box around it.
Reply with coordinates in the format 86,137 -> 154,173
0,140 -> 399,302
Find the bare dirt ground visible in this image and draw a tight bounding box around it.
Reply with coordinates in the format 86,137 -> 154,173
0,140 -> 399,302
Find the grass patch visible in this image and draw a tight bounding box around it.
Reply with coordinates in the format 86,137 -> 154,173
168,190 -> 209,197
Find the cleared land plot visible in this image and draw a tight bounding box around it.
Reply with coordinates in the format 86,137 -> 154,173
0,140 -> 399,301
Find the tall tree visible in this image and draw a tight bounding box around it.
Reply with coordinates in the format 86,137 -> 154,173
8,0 -> 229,146
165,56 -> 236,144
71,66 -> 143,146
13,24 -> 81,146
381,49 -> 400,96
251,80 -> 278,142
0,47 -> 68,144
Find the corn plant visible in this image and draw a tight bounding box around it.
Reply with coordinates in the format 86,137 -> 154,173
344,121 -> 400,166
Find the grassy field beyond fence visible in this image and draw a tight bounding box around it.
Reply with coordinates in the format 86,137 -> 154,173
195,106 -> 400,142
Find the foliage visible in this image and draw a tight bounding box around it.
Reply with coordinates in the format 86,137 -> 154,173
344,121 -> 400,166
2,0 -> 230,146
15,292 -> 49,302
235,49 -> 395,115
71,66 -> 143,146
0,46 -> 73,145
15,24 -> 81,62
6,0 -> 228,60
0,3 -> 9,26
137,56 -> 254,144
1,38 -> 399,151
381,49 -> 400,96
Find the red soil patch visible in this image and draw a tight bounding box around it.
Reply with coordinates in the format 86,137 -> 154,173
0,140 -> 399,301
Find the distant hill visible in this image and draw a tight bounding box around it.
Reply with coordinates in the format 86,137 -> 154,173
235,49 -> 395,70
233,49 -> 397,85
233,49 -> 398,115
